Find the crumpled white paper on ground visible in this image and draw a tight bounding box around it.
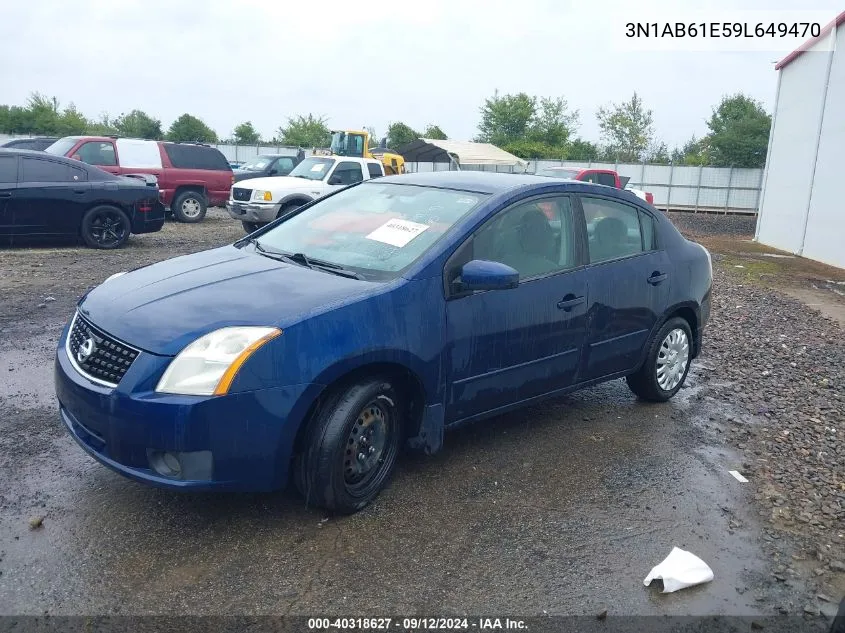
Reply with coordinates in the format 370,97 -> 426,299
643,547 -> 715,593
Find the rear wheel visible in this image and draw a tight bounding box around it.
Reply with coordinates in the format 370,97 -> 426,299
242,221 -> 263,233
294,378 -> 402,514
80,205 -> 131,249
172,190 -> 207,223
626,317 -> 692,402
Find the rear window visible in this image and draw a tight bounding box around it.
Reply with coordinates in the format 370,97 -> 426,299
0,155 -> 17,183
162,143 -> 231,171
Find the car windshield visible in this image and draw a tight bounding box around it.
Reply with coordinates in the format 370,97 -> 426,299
239,156 -> 274,171
254,182 -> 487,279
44,137 -> 78,157
535,167 -> 580,179
288,157 -> 335,180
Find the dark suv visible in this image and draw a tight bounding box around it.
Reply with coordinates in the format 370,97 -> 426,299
1,137 -> 59,151
45,137 -> 233,222
233,153 -> 303,183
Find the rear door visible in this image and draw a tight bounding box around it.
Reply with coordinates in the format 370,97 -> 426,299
13,156 -> 90,237
577,194 -> 670,380
0,154 -> 18,245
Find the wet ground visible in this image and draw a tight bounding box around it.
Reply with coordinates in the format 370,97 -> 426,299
0,210 -> 831,619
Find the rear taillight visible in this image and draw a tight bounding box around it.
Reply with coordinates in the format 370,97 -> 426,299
231,175 -> 235,185
646,192 -> 654,205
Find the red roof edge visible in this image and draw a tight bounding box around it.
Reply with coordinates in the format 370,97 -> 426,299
775,10 -> 845,70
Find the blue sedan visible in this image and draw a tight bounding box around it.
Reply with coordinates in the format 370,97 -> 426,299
55,172 -> 712,513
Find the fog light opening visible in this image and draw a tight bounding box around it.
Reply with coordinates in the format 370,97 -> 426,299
149,450 -> 182,478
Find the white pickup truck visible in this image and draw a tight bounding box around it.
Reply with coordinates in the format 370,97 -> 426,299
226,155 -> 385,233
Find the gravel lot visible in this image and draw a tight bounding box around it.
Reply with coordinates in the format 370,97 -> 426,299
0,207 -> 843,624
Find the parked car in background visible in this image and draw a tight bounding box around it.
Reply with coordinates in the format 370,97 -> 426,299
536,166 -> 655,205
229,161 -> 245,170
45,137 -> 233,223
1,137 -> 59,151
232,153 -> 303,183
227,155 -> 385,233
0,149 -> 164,248
55,171 -> 712,513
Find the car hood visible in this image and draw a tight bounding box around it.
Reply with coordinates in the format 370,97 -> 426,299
237,176 -> 323,192
78,246 -> 373,356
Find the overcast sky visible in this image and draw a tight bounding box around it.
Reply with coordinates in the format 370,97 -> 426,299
1,0 -> 841,147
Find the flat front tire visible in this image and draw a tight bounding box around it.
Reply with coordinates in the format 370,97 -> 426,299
294,378 -> 402,514
626,317 -> 692,402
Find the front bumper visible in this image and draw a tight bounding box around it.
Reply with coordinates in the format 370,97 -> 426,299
54,321 -> 319,492
226,200 -> 280,223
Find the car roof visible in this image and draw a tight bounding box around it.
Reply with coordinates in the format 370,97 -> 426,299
375,170 -> 574,194
0,147 -> 93,166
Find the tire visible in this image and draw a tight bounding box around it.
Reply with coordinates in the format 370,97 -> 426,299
80,205 -> 131,249
626,317 -> 693,402
294,378 -> 403,514
276,200 -> 303,221
242,221 -> 263,234
172,190 -> 207,223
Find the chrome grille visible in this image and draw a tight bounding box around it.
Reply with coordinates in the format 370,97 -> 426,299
66,313 -> 140,387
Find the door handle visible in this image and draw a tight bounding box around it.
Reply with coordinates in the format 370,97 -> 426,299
557,294 -> 585,311
647,272 -> 668,285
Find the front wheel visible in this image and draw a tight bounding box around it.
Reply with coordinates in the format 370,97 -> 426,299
294,378 -> 402,514
626,317 -> 692,402
172,190 -> 207,223
80,205 -> 131,249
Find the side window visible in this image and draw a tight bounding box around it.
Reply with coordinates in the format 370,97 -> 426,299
581,196 -> 644,263
274,157 -> 294,174
75,142 -> 117,167
21,157 -> 87,183
471,196 -> 576,280
639,210 -> 657,250
580,171 -> 598,184
332,161 -> 364,185
0,156 -> 17,183
367,163 -> 383,178
596,172 -> 617,187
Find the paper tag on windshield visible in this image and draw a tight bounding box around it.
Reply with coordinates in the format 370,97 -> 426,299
311,163 -> 326,172
365,218 -> 430,248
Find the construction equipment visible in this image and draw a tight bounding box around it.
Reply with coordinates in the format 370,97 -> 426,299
320,130 -> 406,175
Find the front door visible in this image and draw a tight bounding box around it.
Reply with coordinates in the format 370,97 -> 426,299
445,195 -> 589,422
72,140 -> 119,175
577,195 -> 671,380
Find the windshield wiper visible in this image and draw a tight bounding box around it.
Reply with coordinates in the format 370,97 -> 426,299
281,252 -> 363,279
245,236 -> 267,253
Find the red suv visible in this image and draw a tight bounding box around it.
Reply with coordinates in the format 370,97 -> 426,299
45,137 -> 233,222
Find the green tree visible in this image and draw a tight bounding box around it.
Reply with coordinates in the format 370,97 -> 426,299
672,135 -> 709,165
529,97 -> 579,147
386,122 -> 420,149
86,113 -> 118,136
57,103 -> 89,135
567,138 -> 600,161
276,114 -> 330,147
705,94 -> 771,167
422,124 -> 447,140
365,126 -> 379,148
26,92 -> 61,135
167,114 -> 218,143
646,141 -> 671,165
232,121 -> 261,145
596,92 -> 654,162
476,91 -> 536,147
113,110 -> 163,139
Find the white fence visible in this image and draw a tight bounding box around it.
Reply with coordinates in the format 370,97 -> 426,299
405,159 -> 763,215
2,134 -> 762,214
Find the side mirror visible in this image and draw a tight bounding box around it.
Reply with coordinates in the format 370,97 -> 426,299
71,154 -> 82,162
455,260 -> 519,293
268,168 -> 279,176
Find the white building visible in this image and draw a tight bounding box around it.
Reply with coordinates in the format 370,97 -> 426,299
755,11 -> 845,269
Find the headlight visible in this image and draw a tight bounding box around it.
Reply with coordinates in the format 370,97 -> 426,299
253,190 -> 273,201
155,326 -> 282,396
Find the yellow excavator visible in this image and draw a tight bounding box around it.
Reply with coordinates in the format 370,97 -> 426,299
317,129 -> 406,175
